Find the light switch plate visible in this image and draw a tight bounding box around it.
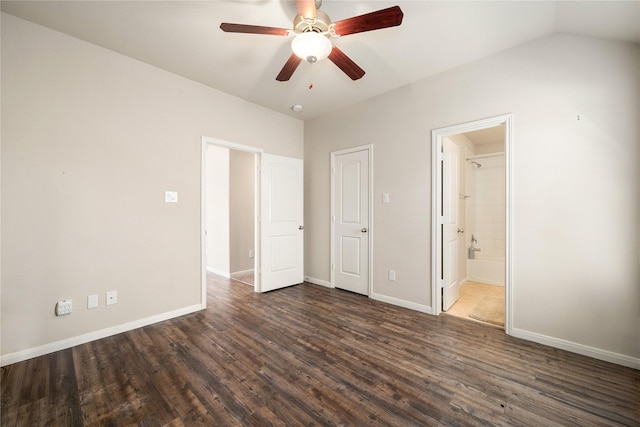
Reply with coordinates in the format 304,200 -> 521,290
165,191 -> 178,203
382,193 -> 390,203
88,294 -> 99,309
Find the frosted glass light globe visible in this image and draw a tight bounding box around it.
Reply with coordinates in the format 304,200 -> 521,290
291,32 -> 332,63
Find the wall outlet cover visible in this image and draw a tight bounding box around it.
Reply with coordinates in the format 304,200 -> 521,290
55,300 -> 73,316
106,290 -> 118,305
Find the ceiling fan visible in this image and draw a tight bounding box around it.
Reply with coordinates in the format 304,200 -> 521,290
220,0 -> 403,81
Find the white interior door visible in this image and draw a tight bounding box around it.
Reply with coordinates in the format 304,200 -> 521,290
332,148 -> 370,295
260,154 -> 304,292
442,138 -> 460,310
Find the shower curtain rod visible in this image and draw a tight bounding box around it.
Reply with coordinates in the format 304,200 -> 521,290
466,151 -> 505,160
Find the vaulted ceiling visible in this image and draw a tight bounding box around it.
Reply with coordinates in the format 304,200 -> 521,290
2,1 -> 639,120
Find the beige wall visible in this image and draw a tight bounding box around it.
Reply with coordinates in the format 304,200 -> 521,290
205,147 -> 254,277
1,13 -> 302,360
206,145 -> 230,276
2,11 -> 638,368
305,34 -> 639,363
229,150 -> 255,274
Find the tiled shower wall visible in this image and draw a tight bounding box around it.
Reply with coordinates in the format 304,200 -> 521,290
468,155 -> 505,261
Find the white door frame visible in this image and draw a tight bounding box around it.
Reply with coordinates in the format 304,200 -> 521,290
330,144 -> 373,295
431,114 -> 513,334
201,136 -> 264,307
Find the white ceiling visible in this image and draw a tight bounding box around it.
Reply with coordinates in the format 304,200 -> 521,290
2,1 -> 639,121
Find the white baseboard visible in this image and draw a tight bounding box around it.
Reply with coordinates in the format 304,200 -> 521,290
511,328 -> 640,370
207,267 -> 230,278
0,304 -> 204,367
231,268 -> 254,278
304,278 -> 433,314
305,276 -> 331,287
370,292 -> 433,314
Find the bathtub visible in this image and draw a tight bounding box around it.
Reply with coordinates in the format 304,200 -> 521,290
467,258 -> 504,286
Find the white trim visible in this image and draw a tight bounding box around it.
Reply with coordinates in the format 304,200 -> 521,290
207,267 -> 230,278
305,276 -> 331,287
431,114 -> 513,335
202,136 -> 265,154
0,304 -> 203,367
231,268 -> 254,278
504,117 -> 514,335
511,328 -> 640,370
201,136 -> 263,300
330,144 -> 374,295
431,136 -> 441,316
370,292 -> 433,315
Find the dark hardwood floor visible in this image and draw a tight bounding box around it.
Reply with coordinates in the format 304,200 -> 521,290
2,274 -> 639,426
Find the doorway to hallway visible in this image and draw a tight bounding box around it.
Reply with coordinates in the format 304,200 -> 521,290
201,137 -> 305,304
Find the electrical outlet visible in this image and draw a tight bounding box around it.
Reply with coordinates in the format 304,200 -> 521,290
388,270 -> 396,281
88,294 -> 99,309
55,300 -> 73,316
249,249 -> 255,259
106,290 -> 118,306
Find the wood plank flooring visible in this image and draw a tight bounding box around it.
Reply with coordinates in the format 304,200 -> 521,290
2,274 -> 639,426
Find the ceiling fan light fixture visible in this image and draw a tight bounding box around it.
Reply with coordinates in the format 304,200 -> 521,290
291,32 -> 332,63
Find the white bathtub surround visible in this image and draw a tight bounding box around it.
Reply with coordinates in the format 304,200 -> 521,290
467,153 -> 505,264
468,258 -> 505,286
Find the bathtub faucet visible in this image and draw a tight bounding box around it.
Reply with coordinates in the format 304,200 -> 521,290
468,246 -> 481,259
468,235 -> 481,259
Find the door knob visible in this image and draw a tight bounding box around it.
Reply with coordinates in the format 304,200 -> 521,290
361,228 -> 368,233
299,225 -> 304,230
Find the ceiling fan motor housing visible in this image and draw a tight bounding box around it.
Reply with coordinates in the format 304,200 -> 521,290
293,10 -> 332,34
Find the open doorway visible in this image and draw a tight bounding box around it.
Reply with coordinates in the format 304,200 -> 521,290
205,145 -> 256,286
200,137 -> 304,302
445,127 -> 505,327
201,137 -> 262,305
431,114 -> 512,333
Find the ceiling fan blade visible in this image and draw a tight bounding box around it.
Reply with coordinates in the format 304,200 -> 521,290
276,53 -> 303,81
328,46 -> 365,80
220,23 -> 290,36
296,0 -> 317,19
333,5 -> 403,36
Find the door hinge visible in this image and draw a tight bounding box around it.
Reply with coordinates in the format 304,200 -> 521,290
331,167 -> 335,174
331,264 -> 335,271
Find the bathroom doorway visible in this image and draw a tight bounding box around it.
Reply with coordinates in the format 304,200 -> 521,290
432,114 -> 512,333
447,127 -> 505,327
